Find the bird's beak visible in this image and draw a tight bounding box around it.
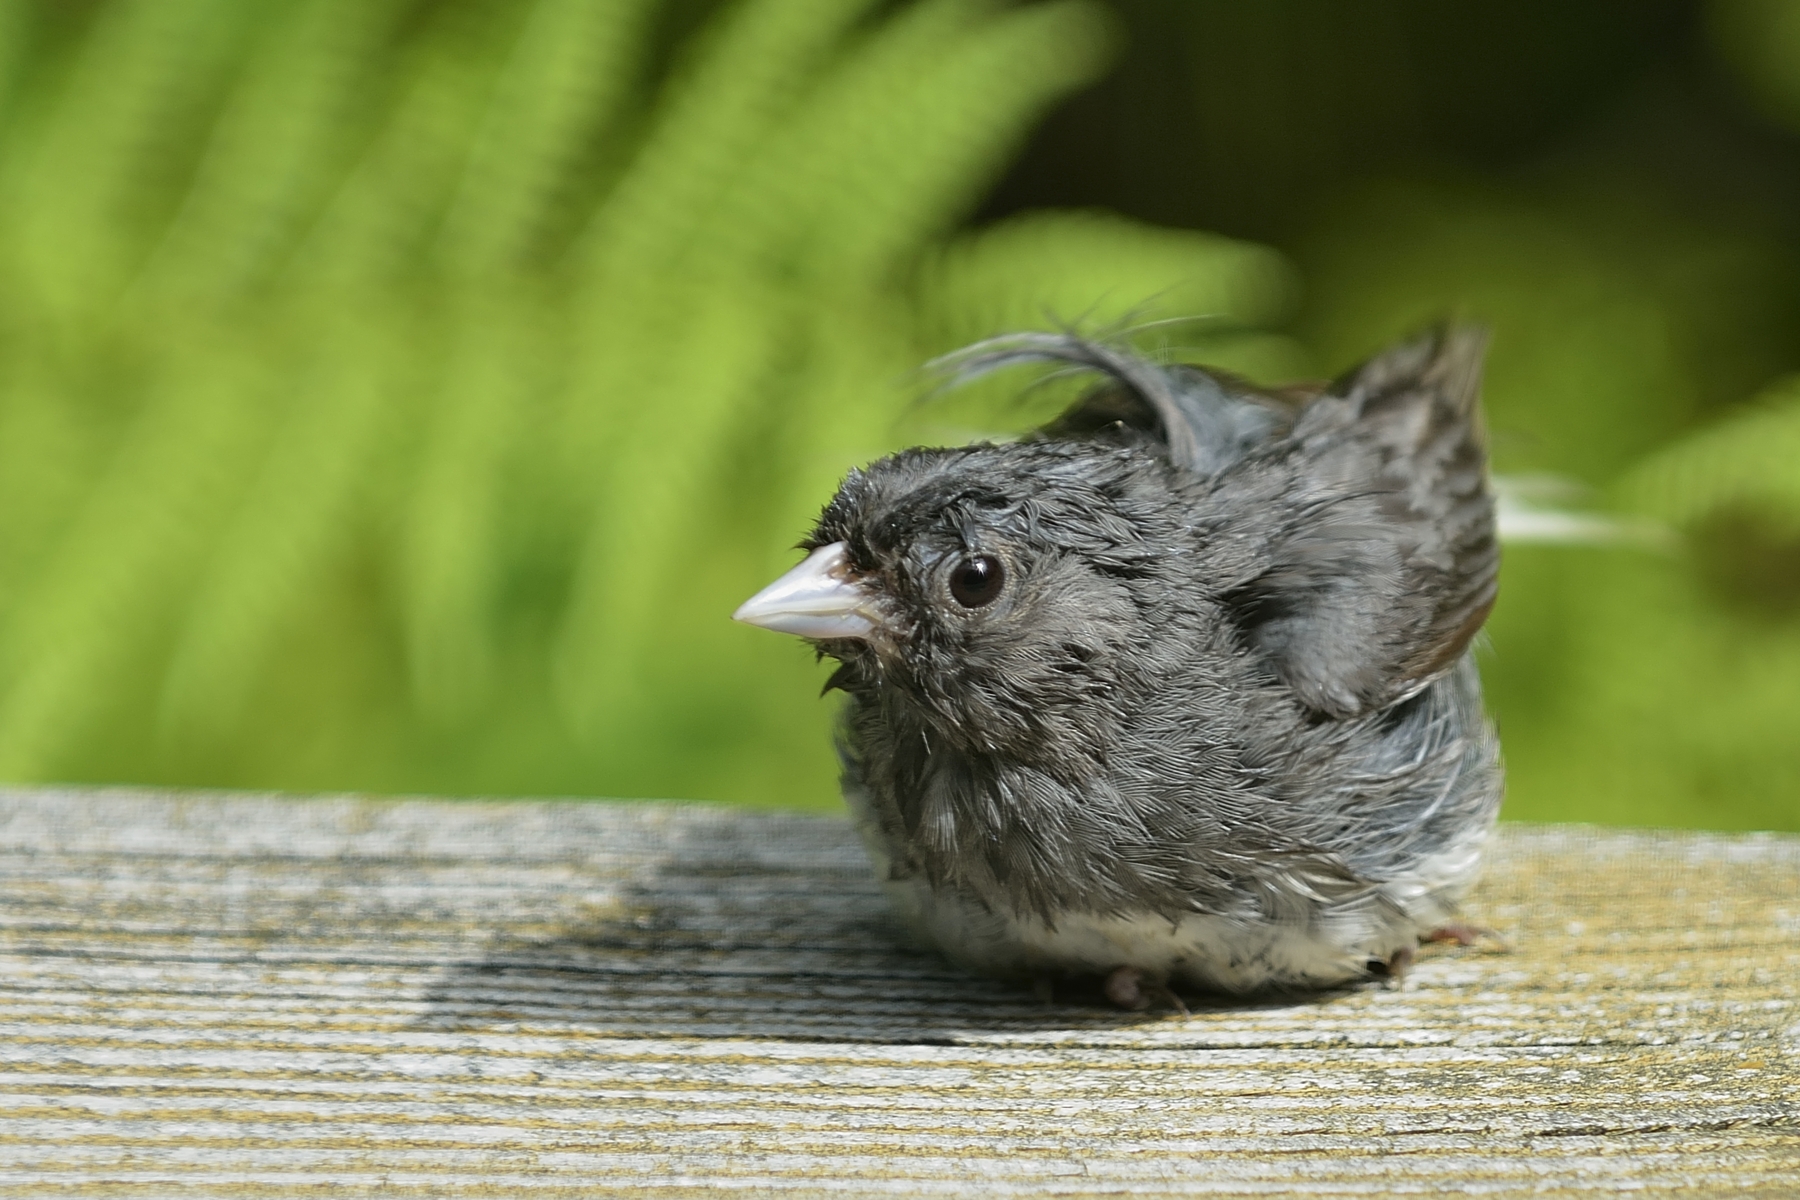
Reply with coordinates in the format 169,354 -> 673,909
733,541 -> 879,641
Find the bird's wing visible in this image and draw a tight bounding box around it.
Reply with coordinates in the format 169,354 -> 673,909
1214,326 -> 1498,718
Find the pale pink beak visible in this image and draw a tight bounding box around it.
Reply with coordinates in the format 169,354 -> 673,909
733,542 -> 879,640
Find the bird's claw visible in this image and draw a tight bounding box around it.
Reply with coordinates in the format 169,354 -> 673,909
1103,966 -> 1189,1014
1369,943 -> 1415,986
1370,921 -> 1508,987
1423,921 -> 1508,951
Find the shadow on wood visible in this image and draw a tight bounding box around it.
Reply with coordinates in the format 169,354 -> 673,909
411,866 -> 1375,1044
0,787 -> 1795,1196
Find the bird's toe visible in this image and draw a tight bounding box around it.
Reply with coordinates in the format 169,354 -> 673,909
1103,966 -> 1152,1010
1423,921 -> 1506,950
1368,944 -> 1415,985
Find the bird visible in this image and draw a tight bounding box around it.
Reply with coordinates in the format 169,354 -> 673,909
733,326 -> 1502,1008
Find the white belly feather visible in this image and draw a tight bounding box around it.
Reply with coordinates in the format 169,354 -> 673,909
855,804 -> 1489,993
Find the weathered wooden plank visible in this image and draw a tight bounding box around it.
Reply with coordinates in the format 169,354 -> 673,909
0,786 -> 1795,1197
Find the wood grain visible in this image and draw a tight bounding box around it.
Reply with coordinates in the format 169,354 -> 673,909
0,786 -> 1795,1196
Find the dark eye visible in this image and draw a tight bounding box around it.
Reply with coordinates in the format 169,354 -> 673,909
949,555 -> 1005,608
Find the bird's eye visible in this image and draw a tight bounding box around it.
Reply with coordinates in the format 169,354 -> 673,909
948,555 -> 1005,608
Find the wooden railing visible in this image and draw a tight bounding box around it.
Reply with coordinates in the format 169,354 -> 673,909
2,787 -> 1795,1195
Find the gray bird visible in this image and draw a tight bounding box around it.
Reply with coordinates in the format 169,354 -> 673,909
734,327 -> 1501,1008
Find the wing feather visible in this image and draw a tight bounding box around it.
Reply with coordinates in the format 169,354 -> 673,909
1220,325 -> 1498,716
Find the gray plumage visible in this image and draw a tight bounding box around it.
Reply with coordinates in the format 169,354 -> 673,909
735,326 -> 1502,999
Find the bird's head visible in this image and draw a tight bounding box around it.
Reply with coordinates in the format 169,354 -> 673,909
735,326 -> 1499,741
733,439 -> 1183,757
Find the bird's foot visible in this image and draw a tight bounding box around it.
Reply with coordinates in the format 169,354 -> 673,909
1368,944 -> 1415,986
1102,966 -> 1189,1014
1423,921 -> 1508,951
1103,965 -> 1149,1009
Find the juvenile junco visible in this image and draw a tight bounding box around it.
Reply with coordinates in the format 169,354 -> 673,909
734,327 -> 1501,1007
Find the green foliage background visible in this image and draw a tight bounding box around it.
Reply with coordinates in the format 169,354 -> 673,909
0,0 -> 1793,828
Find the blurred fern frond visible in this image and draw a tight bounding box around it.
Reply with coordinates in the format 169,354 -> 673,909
0,0 -> 1292,803
1620,378 -> 1800,534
